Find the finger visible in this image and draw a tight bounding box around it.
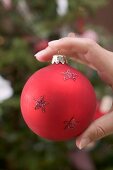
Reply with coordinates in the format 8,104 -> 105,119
68,32 -> 76,37
34,46 -> 57,62
48,37 -> 111,71
34,45 -> 78,62
52,36 -> 97,68
76,111 -> 113,149
48,37 -> 90,54
34,37 -> 91,61
68,35 -> 90,63
35,37 -> 113,85
68,32 -> 90,65
67,33 -> 91,64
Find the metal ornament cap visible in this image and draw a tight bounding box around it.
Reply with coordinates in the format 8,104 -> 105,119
52,55 -> 67,64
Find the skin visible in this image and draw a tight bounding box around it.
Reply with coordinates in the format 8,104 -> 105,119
34,33 -> 113,149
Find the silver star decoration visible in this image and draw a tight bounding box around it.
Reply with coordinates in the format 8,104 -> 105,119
34,96 -> 48,112
64,117 -> 79,130
62,69 -> 77,81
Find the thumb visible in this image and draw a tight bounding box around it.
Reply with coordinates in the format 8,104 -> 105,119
76,111 -> 113,149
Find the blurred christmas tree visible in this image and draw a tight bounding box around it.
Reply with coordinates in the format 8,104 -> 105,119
0,0 -> 113,170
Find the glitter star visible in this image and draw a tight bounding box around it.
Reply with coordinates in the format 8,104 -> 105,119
62,69 -> 77,81
64,117 -> 79,130
34,96 -> 48,112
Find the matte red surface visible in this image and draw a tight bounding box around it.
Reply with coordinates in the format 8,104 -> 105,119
20,64 -> 96,141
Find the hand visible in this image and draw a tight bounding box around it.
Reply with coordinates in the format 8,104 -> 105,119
35,33 -> 113,149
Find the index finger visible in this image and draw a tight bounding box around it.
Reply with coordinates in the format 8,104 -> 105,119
34,37 -> 91,62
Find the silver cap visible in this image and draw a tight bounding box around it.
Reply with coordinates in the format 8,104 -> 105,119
52,55 -> 67,64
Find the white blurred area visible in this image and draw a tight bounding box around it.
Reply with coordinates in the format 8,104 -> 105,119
56,0 -> 68,16
0,75 -> 13,103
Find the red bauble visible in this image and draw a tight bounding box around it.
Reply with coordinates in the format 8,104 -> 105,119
21,56 -> 96,141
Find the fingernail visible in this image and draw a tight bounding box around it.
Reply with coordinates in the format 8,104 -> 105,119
48,40 -> 59,46
34,50 -> 46,59
78,138 -> 91,149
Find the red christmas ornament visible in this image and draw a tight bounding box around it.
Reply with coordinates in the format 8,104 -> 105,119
20,55 -> 96,141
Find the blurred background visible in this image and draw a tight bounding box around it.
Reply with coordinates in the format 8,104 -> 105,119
0,0 -> 113,170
